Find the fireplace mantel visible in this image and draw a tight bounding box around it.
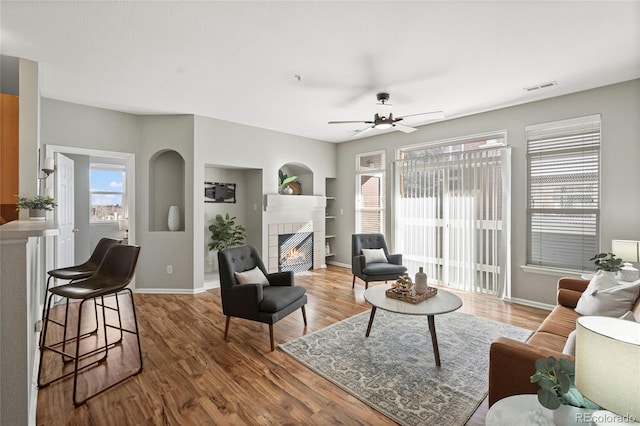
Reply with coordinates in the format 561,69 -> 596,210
264,194 -> 326,212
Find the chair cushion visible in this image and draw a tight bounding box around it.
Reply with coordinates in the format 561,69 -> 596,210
362,262 -> 407,276
260,286 -> 306,313
362,248 -> 388,264
235,266 -> 269,286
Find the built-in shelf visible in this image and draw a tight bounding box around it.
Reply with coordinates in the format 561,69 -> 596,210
325,235 -> 336,239
325,196 -> 336,201
326,253 -> 336,257
325,216 -> 336,219
325,177 -> 337,261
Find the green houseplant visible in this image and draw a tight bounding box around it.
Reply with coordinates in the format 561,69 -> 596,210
530,356 -> 599,410
16,195 -> 57,219
208,213 -> 246,251
590,252 -> 623,272
278,170 -> 298,194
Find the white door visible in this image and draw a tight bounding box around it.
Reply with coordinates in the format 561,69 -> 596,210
56,153 -> 75,269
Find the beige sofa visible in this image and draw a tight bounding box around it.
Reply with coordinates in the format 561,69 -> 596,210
488,277 -> 640,406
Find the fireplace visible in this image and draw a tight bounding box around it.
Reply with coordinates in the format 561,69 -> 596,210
278,232 -> 313,273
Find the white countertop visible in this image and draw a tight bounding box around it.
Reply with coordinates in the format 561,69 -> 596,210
0,220 -> 59,240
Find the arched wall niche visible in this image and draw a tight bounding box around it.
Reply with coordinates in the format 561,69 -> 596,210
149,149 -> 185,231
278,162 -> 313,195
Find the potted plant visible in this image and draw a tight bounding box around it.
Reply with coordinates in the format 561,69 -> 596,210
278,170 -> 298,195
531,356 -> 599,425
208,213 -> 246,251
15,195 -> 57,219
590,252 -> 623,274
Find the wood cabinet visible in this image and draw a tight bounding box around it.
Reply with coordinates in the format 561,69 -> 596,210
1,93 -> 19,222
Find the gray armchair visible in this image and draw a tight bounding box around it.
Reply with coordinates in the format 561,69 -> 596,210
352,233 -> 407,289
218,245 -> 307,351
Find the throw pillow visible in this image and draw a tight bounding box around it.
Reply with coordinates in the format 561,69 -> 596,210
562,310 -> 638,356
362,248 -> 388,264
234,266 -> 270,286
575,273 -> 640,317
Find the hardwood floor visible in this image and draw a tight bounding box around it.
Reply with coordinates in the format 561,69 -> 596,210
36,265 -> 549,425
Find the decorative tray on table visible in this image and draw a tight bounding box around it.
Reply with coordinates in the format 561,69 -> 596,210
385,274 -> 438,304
385,287 -> 438,304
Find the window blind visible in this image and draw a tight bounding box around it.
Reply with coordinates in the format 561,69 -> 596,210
526,115 -> 600,270
356,151 -> 385,234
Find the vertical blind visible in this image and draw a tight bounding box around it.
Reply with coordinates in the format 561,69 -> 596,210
396,144 -> 511,296
526,115 -> 600,270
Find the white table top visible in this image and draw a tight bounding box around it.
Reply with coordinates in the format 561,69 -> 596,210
485,394 -> 554,426
364,284 -> 462,316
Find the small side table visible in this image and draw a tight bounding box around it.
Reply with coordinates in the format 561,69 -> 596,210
485,394 -> 553,426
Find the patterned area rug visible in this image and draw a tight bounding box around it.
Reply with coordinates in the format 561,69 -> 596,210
280,309 -> 532,425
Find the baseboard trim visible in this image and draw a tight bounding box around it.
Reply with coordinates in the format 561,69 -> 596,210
327,261 -> 350,269
134,287 -> 209,295
507,297 -> 554,311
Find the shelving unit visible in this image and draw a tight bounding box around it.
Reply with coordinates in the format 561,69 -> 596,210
325,178 -> 337,258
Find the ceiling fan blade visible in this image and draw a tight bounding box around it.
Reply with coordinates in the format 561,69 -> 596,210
397,111 -> 445,121
351,126 -> 375,137
393,123 -> 418,134
328,120 -> 373,124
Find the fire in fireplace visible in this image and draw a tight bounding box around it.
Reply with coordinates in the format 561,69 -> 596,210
278,232 -> 313,273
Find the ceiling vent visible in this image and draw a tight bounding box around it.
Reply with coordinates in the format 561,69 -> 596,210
523,81 -> 558,92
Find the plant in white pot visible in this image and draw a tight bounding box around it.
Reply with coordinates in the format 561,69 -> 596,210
531,356 -> 599,425
16,195 -> 57,219
590,252 -> 623,273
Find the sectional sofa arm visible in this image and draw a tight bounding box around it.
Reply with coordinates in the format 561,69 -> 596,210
557,277 -> 589,308
488,337 -> 571,407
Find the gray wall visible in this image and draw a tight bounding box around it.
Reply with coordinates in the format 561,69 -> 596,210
334,79 -> 640,306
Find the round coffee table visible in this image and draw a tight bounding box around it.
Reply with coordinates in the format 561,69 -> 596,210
363,284 -> 462,366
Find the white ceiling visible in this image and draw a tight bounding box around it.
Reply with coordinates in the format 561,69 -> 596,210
1,1 -> 638,143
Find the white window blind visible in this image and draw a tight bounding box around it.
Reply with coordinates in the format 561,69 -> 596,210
356,151 -> 385,234
526,115 -> 600,270
396,135 -> 510,297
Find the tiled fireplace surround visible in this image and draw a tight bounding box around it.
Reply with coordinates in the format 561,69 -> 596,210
267,222 -> 322,273
264,194 -> 326,274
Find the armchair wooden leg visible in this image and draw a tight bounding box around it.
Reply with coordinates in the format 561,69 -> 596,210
301,305 -> 307,327
365,281 -> 369,290
269,324 -> 275,352
224,316 -> 230,340
352,275 -> 356,289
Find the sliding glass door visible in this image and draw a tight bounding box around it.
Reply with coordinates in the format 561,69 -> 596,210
395,139 -> 511,297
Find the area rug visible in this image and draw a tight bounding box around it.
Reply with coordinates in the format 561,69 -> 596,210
280,309 -> 532,425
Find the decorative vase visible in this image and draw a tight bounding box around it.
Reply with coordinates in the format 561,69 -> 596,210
168,205 -> 180,231
325,242 -> 331,254
281,185 -> 293,195
28,208 -> 46,220
552,405 -> 596,426
415,267 -> 428,294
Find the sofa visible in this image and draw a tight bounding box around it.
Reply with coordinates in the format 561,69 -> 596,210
488,276 -> 640,406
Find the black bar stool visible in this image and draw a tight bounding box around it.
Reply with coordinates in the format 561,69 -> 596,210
38,244 -> 143,406
41,238 -> 122,349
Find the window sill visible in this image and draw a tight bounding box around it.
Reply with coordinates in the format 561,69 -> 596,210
520,265 -> 587,277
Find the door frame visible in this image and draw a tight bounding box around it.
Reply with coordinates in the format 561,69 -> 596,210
45,145 -> 136,285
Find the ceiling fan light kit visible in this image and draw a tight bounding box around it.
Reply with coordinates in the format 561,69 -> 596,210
328,92 -> 443,137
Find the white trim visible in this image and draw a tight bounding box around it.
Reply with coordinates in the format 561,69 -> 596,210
520,264 -> 586,277
507,297 -> 555,312
327,261 -> 351,269
394,129 -> 508,159
134,287 -> 211,295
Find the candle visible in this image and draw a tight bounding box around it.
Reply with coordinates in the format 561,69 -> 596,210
43,157 -> 55,172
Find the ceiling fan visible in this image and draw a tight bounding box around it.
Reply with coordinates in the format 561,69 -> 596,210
328,92 -> 444,137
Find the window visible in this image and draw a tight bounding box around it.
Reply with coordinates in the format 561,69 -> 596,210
526,115 -> 600,270
90,163 -> 126,222
396,134 -> 510,296
356,151 -> 385,234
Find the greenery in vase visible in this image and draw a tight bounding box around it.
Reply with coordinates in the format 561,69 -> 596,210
15,195 -> 57,211
590,252 -> 623,272
278,170 -> 298,187
530,356 -> 599,410
208,213 -> 246,251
